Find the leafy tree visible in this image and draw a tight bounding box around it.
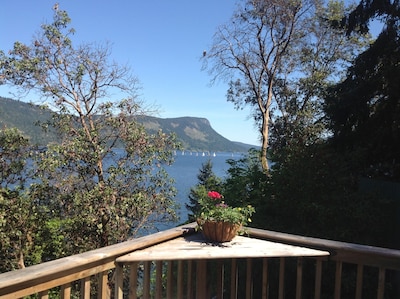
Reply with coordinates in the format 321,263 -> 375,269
270,1 -> 370,166
0,189 -> 43,271
0,128 -> 31,189
0,128 -> 56,271
325,0 -> 400,180
0,5 -> 179,255
186,160 -> 222,221
203,0 -> 369,172
343,0 -> 399,35
203,0 -> 315,171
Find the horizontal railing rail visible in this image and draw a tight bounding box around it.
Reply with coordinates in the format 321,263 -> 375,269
0,223 -> 399,299
247,228 -> 400,270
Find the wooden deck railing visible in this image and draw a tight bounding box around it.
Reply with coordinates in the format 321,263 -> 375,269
248,228 -> 400,299
0,224 -> 195,299
0,223 -> 399,299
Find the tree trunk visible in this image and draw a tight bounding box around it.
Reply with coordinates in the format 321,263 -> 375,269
261,110 -> 270,172
18,251 -> 25,269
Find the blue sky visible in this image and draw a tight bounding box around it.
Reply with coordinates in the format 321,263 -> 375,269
0,1 -> 260,146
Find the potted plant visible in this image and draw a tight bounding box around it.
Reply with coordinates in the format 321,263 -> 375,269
196,191 -> 255,242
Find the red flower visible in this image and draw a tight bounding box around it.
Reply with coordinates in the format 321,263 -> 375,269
208,191 -> 222,200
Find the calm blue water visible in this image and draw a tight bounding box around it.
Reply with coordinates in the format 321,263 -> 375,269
164,151 -> 244,227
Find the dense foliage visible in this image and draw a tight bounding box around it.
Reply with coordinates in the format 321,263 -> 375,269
0,6 -> 179,271
0,129 -> 40,270
325,0 -> 400,180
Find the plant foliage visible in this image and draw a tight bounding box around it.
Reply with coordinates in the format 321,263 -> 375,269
196,190 -> 255,226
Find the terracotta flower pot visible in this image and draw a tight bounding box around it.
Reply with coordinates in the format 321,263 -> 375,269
199,220 -> 240,242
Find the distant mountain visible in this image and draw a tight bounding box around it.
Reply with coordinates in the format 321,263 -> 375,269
0,97 -> 255,152
0,97 -> 58,145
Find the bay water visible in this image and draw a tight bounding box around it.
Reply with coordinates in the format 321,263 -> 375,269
162,151 -> 244,229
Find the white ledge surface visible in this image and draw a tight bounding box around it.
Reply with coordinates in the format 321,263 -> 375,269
116,233 -> 330,262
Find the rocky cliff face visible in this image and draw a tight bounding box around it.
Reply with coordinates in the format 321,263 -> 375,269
139,116 -> 251,152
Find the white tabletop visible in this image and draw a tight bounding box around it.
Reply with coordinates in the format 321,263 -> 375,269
116,233 -> 329,263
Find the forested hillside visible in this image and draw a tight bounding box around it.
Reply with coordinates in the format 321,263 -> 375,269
0,97 -> 253,152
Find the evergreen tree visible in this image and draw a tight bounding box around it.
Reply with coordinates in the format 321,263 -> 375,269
223,149 -> 268,228
325,0 -> 400,180
186,160 -> 222,221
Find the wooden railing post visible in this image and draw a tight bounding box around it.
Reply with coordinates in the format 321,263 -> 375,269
262,258 -> 268,299
177,261 -> 184,299
187,260 -> 194,299
334,261 -> 342,299
296,257 -> 303,299
143,261 -> 151,298
129,262 -> 138,299
314,258 -> 323,299
155,261 -> 163,299
81,276 -> 91,299
196,260 -> 207,299
278,257 -> 285,299
115,263 -> 124,299
38,290 -> 49,299
166,261 -> 174,299
230,258 -> 238,299
246,258 -> 253,299
216,260 -> 224,299
98,271 -> 110,299
377,267 -> 386,299
355,264 -> 363,299
61,283 -> 72,299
